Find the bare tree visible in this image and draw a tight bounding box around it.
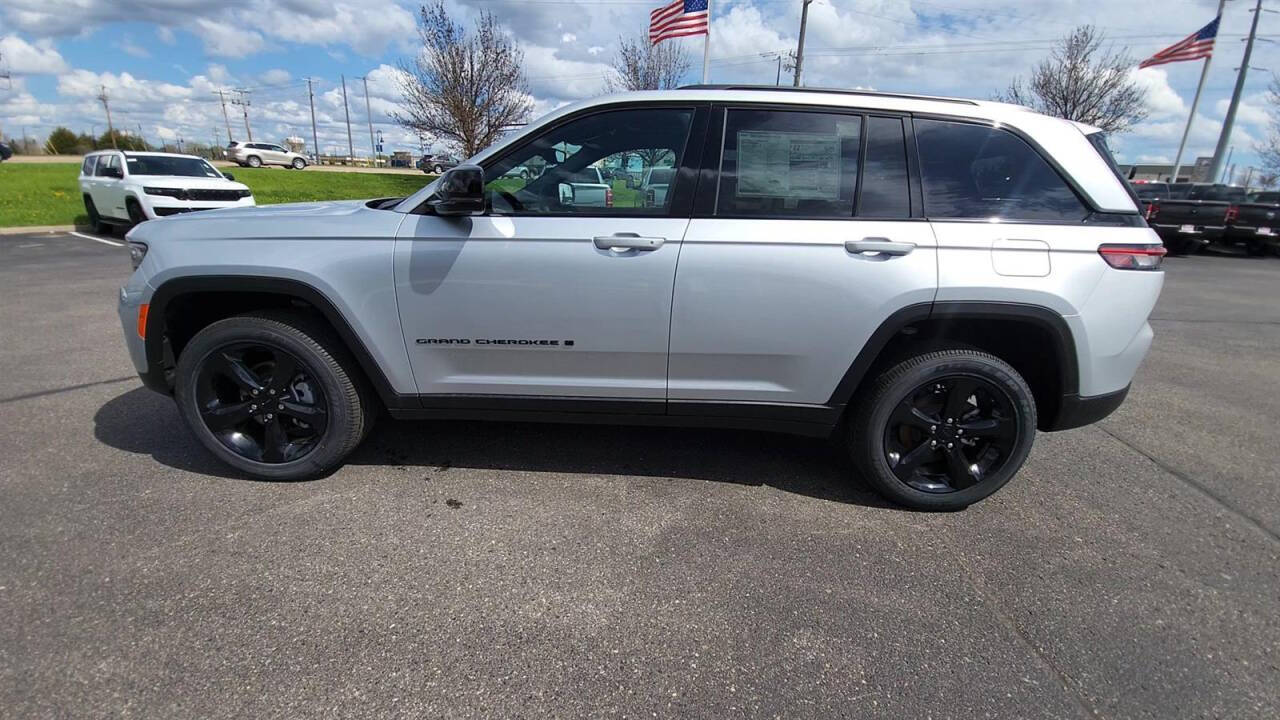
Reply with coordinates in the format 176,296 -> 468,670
394,2 -> 533,157
1255,78 -> 1280,177
997,25 -> 1148,134
604,32 -> 691,93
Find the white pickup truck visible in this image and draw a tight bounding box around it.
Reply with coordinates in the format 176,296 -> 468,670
565,167 -> 613,207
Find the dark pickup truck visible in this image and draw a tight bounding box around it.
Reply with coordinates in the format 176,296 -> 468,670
1135,182 -> 1244,254
1224,190 -> 1280,256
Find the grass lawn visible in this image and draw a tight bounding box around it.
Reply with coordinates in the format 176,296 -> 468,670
0,162 -> 436,228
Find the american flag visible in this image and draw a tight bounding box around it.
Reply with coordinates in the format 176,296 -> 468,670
1139,16 -> 1219,69
650,0 -> 709,45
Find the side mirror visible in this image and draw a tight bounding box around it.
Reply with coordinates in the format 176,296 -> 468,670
427,164 -> 485,216
558,182 -> 575,206
106,167 -> 123,179
222,171 -> 235,181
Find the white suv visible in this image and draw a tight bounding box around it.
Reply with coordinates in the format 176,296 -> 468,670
227,141 -> 309,169
116,86 -> 1163,509
79,151 -> 254,232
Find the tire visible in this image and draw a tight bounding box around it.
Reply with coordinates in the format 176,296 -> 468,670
173,311 -> 374,480
126,197 -> 147,227
247,155 -> 262,168
1164,235 -> 1195,256
292,157 -> 306,170
83,195 -> 111,235
433,164 -> 443,174
848,349 -> 1037,511
1246,239 -> 1268,257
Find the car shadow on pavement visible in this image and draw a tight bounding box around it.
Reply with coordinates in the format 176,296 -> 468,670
94,386 -> 893,507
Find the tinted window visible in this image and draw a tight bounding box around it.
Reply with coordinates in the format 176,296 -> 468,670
95,154 -> 119,176
718,109 -> 860,218
916,118 -> 1087,222
81,156 -> 98,175
1250,191 -> 1280,203
1132,183 -> 1169,200
645,168 -> 675,186
1191,184 -> 1246,202
125,155 -> 222,177
858,116 -> 911,218
1167,184 -> 1194,199
484,107 -> 693,215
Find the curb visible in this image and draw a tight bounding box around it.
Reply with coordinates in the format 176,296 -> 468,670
0,225 -> 78,236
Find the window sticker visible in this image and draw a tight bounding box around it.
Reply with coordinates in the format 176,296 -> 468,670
736,131 -> 842,200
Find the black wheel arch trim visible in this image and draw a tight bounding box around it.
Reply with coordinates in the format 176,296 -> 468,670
142,275 -> 413,409
825,299 -> 1081,418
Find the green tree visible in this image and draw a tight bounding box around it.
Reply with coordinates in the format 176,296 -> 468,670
96,130 -> 149,152
45,126 -> 83,154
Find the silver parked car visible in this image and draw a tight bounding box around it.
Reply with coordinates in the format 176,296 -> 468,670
117,86 -> 1164,510
227,141 -> 308,169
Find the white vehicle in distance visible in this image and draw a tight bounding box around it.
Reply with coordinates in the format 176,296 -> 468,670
640,166 -> 675,208
227,141 -> 309,169
79,150 -> 254,233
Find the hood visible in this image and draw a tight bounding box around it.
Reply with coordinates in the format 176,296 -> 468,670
132,175 -> 250,192
137,199 -> 392,243
175,198 -> 371,220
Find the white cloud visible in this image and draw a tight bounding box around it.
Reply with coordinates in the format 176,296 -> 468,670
561,33 -> 577,43
1131,67 -> 1187,119
0,34 -> 69,74
156,26 -> 175,45
260,68 -> 292,86
193,19 -> 264,58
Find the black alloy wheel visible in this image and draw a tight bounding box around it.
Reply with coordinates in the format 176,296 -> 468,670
849,349 -> 1036,510
883,375 -> 1019,493
194,342 -> 328,464
84,196 -> 110,235
126,198 -> 147,226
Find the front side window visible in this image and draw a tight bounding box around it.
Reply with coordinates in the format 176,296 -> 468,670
483,107 -> 693,215
915,118 -> 1087,222
95,154 -> 119,177
717,109 -> 861,218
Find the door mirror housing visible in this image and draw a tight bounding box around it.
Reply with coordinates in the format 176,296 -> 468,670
557,182 -> 575,206
104,166 -> 123,179
427,164 -> 485,216
222,171 -> 235,181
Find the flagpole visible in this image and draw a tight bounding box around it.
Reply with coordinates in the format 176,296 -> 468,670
702,0 -> 711,83
1171,1 -> 1225,183
1170,54 -> 1214,183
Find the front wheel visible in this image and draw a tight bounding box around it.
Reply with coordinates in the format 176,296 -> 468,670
848,349 -> 1037,510
174,312 -> 373,480
126,198 -> 148,227
292,157 -> 306,170
247,155 -> 262,168
433,164 -> 443,174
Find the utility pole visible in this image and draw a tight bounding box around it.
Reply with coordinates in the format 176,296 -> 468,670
215,89 -> 233,142
97,85 -> 117,149
1210,0 -> 1264,183
306,77 -> 320,164
1170,1 -> 1226,184
793,0 -> 814,87
340,74 -> 355,162
360,75 -> 376,164
231,89 -> 253,141
1221,145 -> 1236,183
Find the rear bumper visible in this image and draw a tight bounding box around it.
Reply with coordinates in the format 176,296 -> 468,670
1151,223 -> 1223,239
1225,226 -> 1280,243
1045,385 -> 1129,431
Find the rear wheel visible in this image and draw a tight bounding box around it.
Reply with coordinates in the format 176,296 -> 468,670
1164,235 -> 1196,255
247,155 -> 262,168
174,312 -> 374,480
848,349 -> 1037,510
433,164 -> 443,174
1246,239 -> 1268,256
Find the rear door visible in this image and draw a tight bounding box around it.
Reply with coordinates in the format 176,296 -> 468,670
668,107 -> 938,411
91,153 -> 125,219
395,104 -> 706,401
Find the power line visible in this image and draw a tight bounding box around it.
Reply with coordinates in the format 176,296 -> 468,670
230,89 -> 252,141
97,85 -> 117,149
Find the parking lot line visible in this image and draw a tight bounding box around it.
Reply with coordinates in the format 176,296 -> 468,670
68,231 -> 123,247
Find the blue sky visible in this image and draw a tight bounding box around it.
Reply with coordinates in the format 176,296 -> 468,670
2,0 -> 1278,179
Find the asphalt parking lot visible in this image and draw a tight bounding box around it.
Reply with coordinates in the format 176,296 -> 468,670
1,231 -> 1277,718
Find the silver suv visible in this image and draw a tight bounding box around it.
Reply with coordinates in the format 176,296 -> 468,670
227,141 -> 308,169
117,87 -> 1164,510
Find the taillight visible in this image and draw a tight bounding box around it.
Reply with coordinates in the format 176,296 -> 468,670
1098,244 -> 1167,270
605,187 -> 613,208
1145,201 -> 1159,222
1224,204 -> 1239,224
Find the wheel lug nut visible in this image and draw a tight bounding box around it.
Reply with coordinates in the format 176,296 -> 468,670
250,404 -> 257,410
269,389 -> 276,396
930,425 -> 936,432
947,442 -> 954,449
277,403 -> 284,410
266,413 -> 273,420
251,389 -> 258,396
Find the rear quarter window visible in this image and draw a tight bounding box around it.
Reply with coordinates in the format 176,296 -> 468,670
81,156 -> 97,176
915,118 -> 1088,223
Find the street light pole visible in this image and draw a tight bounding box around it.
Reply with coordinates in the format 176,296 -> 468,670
793,0 -> 814,87
1209,0 -> 1265,182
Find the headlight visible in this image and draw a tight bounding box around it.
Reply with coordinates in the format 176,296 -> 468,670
143,186 -> 187,199
238,189 -> 253,198
127,241 -> 148,270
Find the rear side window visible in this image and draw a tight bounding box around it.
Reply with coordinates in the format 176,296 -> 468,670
915,118 -> 1087,222
81,156 -> 97,176
1191,185 -> 1246,202
717,109 -> 861,218
858,116 -> 911,218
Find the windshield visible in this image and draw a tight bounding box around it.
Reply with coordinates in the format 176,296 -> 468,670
1131,183 -> 1168,200
126,156 -> 223,178
1189,184 -> 1246,202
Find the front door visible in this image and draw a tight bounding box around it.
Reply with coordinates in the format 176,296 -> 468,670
394,105 -> 704,401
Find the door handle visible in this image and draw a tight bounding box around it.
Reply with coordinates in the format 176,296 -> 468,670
593,233 -> 665,251
844,238 -> 915,256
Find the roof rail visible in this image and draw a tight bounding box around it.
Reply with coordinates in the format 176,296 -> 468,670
677,84 -> 979,106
